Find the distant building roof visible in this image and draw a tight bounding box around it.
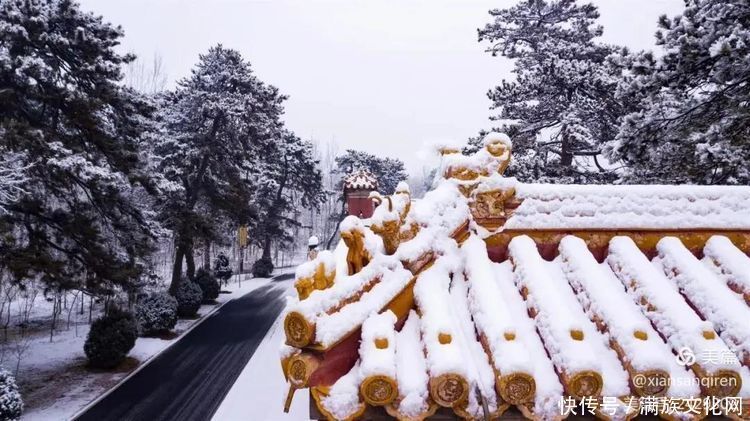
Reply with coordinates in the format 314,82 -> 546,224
344,169 -> 378,191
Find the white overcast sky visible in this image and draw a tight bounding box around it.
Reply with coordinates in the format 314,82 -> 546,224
79,0 -> 684,174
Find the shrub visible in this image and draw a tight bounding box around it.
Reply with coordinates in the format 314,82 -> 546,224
175,278 -> 202,318
135,292 -> 178,335
194,268 -> 220,303
84,306 -> 138,369
251,258 -> 274,278
0,368 -> 23,421
214,253 -> 233,282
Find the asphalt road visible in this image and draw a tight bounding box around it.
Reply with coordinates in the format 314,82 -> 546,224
76,274 -> 291,421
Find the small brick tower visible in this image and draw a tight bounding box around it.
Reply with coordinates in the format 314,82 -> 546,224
344,169 -> 378,218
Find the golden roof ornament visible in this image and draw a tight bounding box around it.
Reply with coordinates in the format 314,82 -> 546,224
369,182 -> 412,255
482,132 -> 513,175
339,216 -> 372,275
441,132 -> 513,182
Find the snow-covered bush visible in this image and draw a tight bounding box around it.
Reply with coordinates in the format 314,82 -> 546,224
214,253 -> 233,282
252,258 -> 274,278
194,268 -> 220,303
135,292 -> 178,335
175,278 -> 202,317
84,306 -> 138,369
0,368 -> 23,420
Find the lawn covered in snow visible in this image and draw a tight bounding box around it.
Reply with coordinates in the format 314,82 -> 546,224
20,274 -> 273,421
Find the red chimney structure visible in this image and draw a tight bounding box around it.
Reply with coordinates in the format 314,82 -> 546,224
343,169 -> 378,218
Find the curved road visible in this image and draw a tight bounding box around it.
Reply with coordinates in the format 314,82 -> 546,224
76,274 -> 292,421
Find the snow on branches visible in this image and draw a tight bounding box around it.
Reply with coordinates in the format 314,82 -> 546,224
609,0 -> 750,184
0,151 -> 29,214
478,0 -> 625,183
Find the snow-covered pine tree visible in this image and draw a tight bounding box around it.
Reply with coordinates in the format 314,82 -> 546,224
0,0 -> 159,290
334,150 -> 407,195
609,0 -> 750,184
478,0 -> 626,183
251,131 -> 324,270
153,45 -> 287,292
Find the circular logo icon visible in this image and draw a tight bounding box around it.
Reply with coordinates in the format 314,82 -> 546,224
676,346 -> 696,366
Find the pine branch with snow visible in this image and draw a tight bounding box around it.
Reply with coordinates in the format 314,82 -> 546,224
609,0 -> 750,184
0,0 -> 161,292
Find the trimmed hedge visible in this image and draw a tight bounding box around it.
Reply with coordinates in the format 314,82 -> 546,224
84,306 -> 137,369
135,292 -> 178,335
175,278 -> 202,318
251,258 -> 274,278
194,268 -> 220,303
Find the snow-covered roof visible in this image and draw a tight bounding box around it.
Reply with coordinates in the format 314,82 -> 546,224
440,132 -> 750,231
283,135 -> 750,421
344,168 -> 378,191
298,231 -> 750,420
507,183 -> 750,230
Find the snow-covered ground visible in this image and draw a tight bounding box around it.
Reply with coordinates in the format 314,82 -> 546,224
212,281 -> 311,421
21,274 -> 273,421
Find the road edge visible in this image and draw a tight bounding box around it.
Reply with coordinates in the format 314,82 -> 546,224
69,274 -> 277,420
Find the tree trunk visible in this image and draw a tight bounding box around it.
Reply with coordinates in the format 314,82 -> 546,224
50,297 -> 58,342
169,245 -> 186,295
186,241 -> 196,280
203,240 -> 211,269
262,237 -> 272,261
560,127 -> 573,166
325,200 -> 348,250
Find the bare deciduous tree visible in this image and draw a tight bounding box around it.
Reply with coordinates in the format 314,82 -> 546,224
123,52 -> 169,94
0,151 -> 30,214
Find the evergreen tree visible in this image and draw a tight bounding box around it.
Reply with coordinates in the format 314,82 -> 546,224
334,150 -> 407,194
153,45 -> 286,292
0,0 -> 158,290
252,131 -> 324,265
610,0 -> 750,184
478,0 -> 626,182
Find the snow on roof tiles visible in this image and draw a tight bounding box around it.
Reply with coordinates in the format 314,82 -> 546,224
344,169 -> 378,191
506,182 -> 750,230
286,136 -> 750,420
292,233 -> 750,419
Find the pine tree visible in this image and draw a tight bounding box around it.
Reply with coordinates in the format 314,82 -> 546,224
609,0 -> 750,184
153,45 -> 287,292
0,0 -> 158,291
478,0 -> 626,182
252,131 -> 324,266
